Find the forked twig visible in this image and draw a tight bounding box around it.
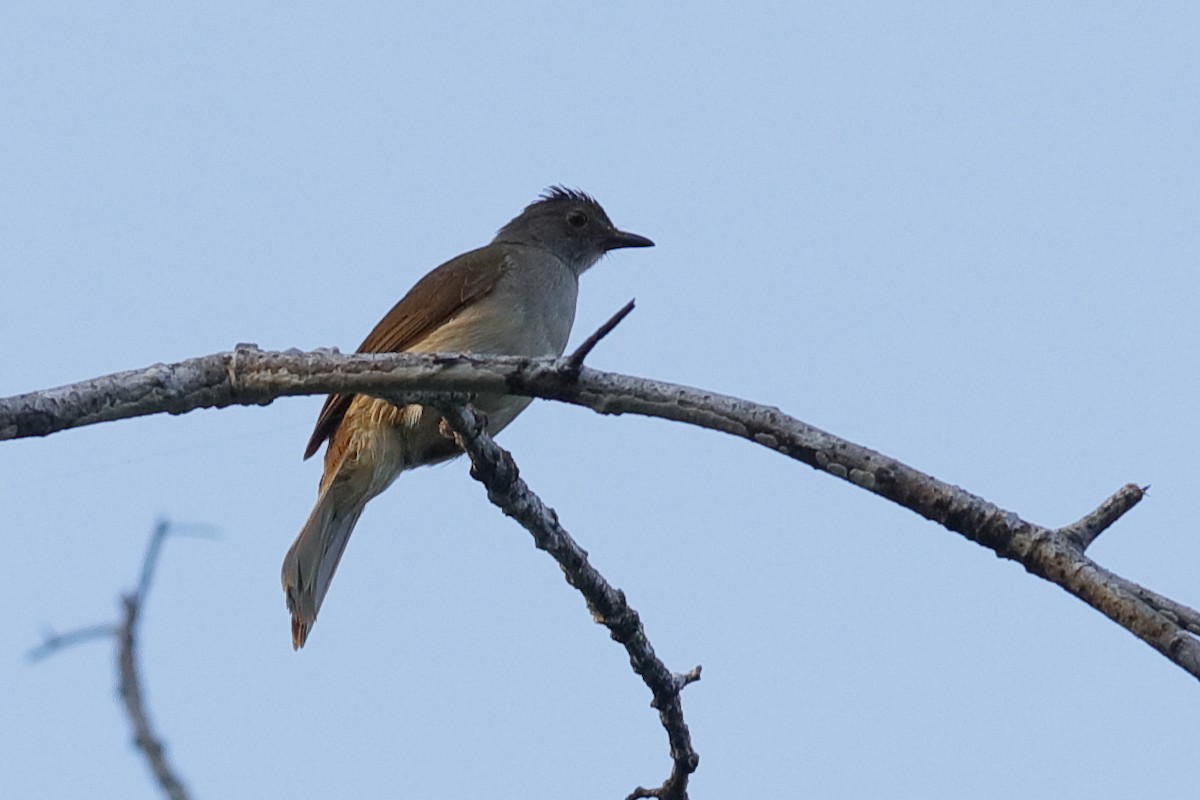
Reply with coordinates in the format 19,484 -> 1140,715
438,404 -> 699,800
28,520 -> 206,800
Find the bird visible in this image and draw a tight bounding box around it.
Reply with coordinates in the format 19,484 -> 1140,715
282,187 -> 653,649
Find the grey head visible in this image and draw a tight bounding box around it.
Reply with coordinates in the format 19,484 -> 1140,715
493,186 -> 654,274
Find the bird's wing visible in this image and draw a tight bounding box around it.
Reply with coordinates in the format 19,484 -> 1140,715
303,247 -> 509,460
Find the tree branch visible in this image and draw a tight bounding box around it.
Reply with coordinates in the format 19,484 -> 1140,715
563,298 -> 637,374
5,348 -> 1199,681
436,404 -> 699,800
27,623 -> 119,662
28,520 -> 196,800
1059,483 -> 1148,551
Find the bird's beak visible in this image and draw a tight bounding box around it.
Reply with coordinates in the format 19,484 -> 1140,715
605,229 -> 655,250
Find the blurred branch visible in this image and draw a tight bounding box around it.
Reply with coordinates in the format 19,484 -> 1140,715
27,623 -> 119,661
28,519 -> 196,800
5,349 -> 1200,683
436,404 -> 699,800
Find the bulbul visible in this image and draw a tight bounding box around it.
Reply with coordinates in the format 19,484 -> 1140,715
282,186 -> 653,649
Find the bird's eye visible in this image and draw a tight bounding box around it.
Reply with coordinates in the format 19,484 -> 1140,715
567,210 -> 588,228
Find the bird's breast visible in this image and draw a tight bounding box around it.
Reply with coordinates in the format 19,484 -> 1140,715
414,253 -> 579,358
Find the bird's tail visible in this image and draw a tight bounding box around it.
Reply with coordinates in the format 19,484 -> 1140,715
281,483 -> 367,650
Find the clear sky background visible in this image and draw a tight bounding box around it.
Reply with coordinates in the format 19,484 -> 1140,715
2,3 -> 1198,798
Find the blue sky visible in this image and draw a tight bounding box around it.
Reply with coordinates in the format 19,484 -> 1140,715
2,3 -> 1198,798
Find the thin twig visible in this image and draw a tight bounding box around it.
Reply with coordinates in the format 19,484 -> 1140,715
437,404 -> 699,800
563,299 -> 636,374
28,520 -> 195,800
27,624 -> 119,662
135,519 -> 172,602
117,590 -> 190,800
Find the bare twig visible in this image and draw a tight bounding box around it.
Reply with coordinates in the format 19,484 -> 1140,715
437,404 -> 699,800
1059,483 -> 1147,550
27,624 -> 119,662
28,520 -> 195,800
563,298 -> 637,374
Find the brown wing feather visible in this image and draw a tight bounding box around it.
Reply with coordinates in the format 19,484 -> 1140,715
302,246 -> 509,459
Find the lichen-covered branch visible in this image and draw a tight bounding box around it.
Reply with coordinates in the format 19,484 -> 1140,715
5,346 -> 1200,682
436,404 -> 699,800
